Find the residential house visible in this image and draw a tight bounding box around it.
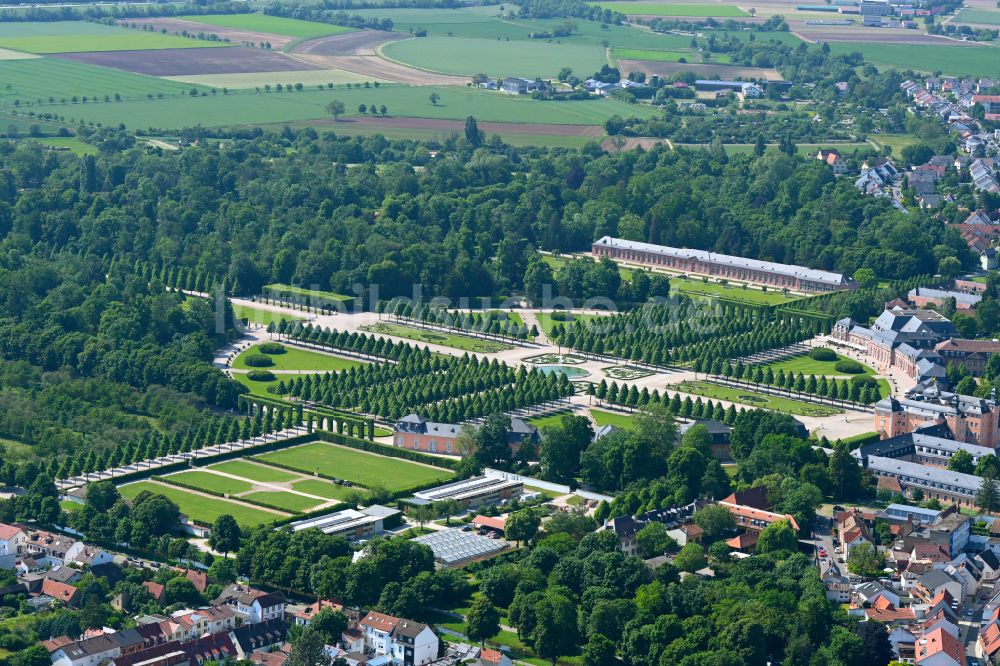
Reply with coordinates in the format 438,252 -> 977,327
50,629 -> 148,666
855,581 -> 901,608
913,570 -> 964,604
213,585 -> 285,625
143,581 -> 166,605
23,529 -> 77,567
915,626 -> 965,666
41,579 -> 80,607
393,414 -> 538,456
817,149 -> 848,174
357,612 -> 438,666
290,599 -> 343,627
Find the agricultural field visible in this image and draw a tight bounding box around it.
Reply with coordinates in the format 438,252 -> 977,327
0,57 -> 198,105
232,343 -> 364,372
828,42 -> 1000,78
33,84 -> 657,131
362,322 -> 514,353
257,442 -> 454,491
613,48 -> 731,64
118,480 -> 286,527
382,36 -> 606,78
0,21 -> 227,53
180,14 -> 354,39
954,7 -> 1000,24
166,68 -> 383,89
589,2 -> 749,16
31,137 -> 98,155
672,380 -> 842,417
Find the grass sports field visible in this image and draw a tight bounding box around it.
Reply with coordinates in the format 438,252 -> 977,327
0,21 -> 227,53
0,58 -> 198,104
258,442 -> 454,491
590,2 -> 748,16
233,343 -> 363,372
362,322 -> 514,353
119,480 -> 284,527
673,380 -> 841,417
35,85 -> 657,130
828,43 -> 1000,78
754,352 -> 877,377
181,14 -> 354,39
382,36 -> 606,78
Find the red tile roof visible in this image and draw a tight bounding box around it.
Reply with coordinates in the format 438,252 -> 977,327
185,569 -> 208,593
359,611 -> 398,633
143,581 -> 166,601
916,627 -> 965,665
480,649 -> 504,663
41,579 -> 78,603
720,501 -> 800,532
0,524 -> 23,541
472,516 -> 506,531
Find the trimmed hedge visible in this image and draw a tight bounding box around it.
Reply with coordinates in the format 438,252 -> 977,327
247,369 -> 276,381
243,353 -> 274,367
849,375 -> 878,389
259,342 -> 286,355
151,475 -> 305,516
835,359 -> 864,374
809,347 -> 837,361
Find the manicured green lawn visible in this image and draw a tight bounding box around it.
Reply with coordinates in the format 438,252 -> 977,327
754,352 -> 877,377
181,13 -> 354,39
60,500 -> 82,512
231,371 -> 284,398
264,283 -> 354,303
590,1 -> 748,16
207,460 -> 300,483
244,490 -> 324,512
119,480 -> 283,527
293,478 -> 365,500
166,470 -> 254,495
383,35 -> 606,78
232,303 -> 302,327
528,409 -> 576,429
869,134 -> 920,156
535,311 -> 609,337
362,322 -> 514,353
670,276 -> 796,305
233,343 -> 363,372
829,42 -> 1000,78
672,380 -> 842,417
258,442 -> 454,491
0,57 -> 200,104
0,21 -> 227,53
590,408 -> 636,430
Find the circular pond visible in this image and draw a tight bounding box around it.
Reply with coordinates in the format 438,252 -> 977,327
537,365 -> 590,379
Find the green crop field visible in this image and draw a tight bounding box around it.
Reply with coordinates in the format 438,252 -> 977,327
754,352 -> 877,377
590,2 -> 748,16
119,480 -> 284,527
166,69 -> 384,90
258,442 -> 454,491
362,322 -> 514,353
233,343 -> 364,372
207,460 -> 300,483
244,491 -> 325,512
0,58 -> 199,105
613,47 -> 730,63
354,7 -> 693,49
165,470 -> 254,495
382,36 -> 607,78
181,14 -> 354,39
35,85 -> 657,130
231,303 -> 302,327
292,478 -> 364,500
828,43 -> 1000,78
673,380 -> 842,417
955,8 -> 1000,24
0,22 -> 227,53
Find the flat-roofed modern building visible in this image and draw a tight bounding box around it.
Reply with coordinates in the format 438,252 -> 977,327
410,476 -> 522,509
411,529 -> 511,567
591,236 -> 857,293
883,503 -> 942,524
289,505 -> 399,541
